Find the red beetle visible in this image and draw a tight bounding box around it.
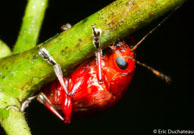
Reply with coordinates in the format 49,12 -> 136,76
35,24 -> 170,123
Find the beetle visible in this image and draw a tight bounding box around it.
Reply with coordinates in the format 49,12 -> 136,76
35,23 -> 170,123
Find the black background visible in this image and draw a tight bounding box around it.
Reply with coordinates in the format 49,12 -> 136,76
0,0 -> 194,135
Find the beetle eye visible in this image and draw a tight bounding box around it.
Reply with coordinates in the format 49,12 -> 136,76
115,56 -> 128,70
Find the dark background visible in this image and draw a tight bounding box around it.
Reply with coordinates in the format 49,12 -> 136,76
0,0 -> 194,135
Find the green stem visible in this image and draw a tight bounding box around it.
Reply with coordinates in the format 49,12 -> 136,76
0,0 -> 48,134
0,40 -> 11,58
0,0 -> 186,101
0,93 -> 31,135
1,110 -> 31,135
13,0 -> 48,54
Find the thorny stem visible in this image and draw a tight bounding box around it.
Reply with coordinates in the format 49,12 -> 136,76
0,0 -> 187,135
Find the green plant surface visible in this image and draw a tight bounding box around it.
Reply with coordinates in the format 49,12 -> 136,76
0,0 -> 186,101
13,0 -> 48,54
0,40 -> 11,58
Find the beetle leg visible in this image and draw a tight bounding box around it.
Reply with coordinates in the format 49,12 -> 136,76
37,92 -> 64,121
39,47 -> 72,123
38,47 -> 69,95
92,25 -> 103,83
21,95 -> 37,111
61,93 -> 72,123
55,78 -> 72,123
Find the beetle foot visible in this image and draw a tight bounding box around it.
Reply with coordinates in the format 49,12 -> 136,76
6,105 -> 20,112
61,23 -> 71,31
21,95 -> 37,111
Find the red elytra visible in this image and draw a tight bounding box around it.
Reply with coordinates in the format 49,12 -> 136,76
41,41 -> 135,123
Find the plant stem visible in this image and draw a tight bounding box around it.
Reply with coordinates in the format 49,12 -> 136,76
13,0 -> 48,54
0,0 -> 186,101
0,93 -> 31,135
0,110 -> 31,135
1,0 -> 48,134
0,40 -> 11,58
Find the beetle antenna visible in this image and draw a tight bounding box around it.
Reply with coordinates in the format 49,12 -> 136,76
128,56 -> 171,83
131,6 -> 180,51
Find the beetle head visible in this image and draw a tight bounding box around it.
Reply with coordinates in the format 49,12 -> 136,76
108,42 -> 135,74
